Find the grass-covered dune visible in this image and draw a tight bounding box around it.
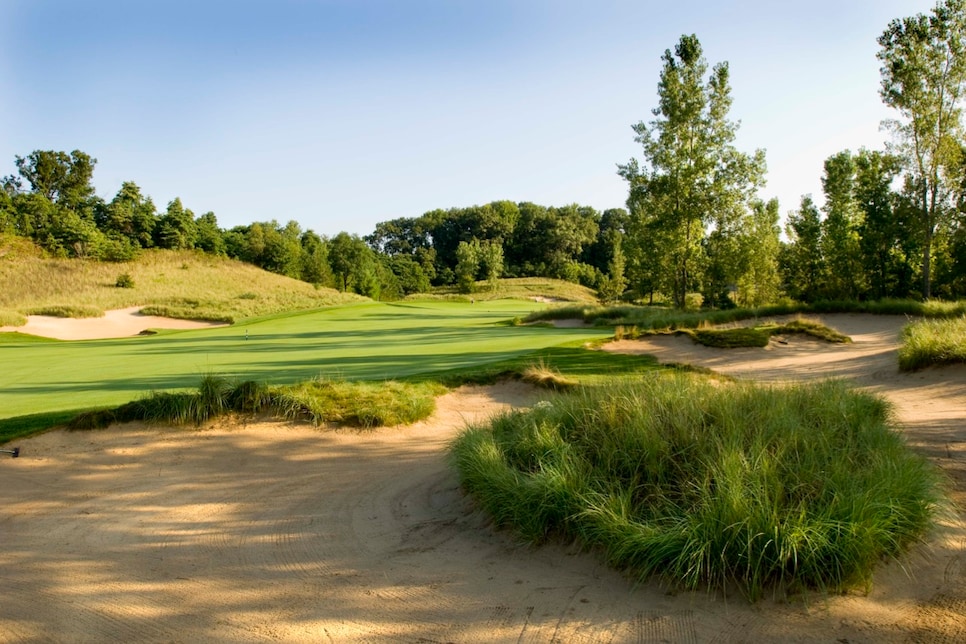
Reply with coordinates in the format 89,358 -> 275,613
452,375 -> 944,599
528,299 -> 966,330
899,316 -> 966,371
0,300 -> 614,424
0,236 -> 363,324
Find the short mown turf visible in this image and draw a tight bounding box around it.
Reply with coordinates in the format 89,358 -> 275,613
0,300 -> 612,420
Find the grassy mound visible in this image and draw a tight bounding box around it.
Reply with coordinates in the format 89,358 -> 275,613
686,318 -> 851,348
423,277 -> 599,304
0,246 -> 363,322
68,374 -> 445,430
525,298 -> 966,328
451,376 -> 943,599
898,316 -> 966,371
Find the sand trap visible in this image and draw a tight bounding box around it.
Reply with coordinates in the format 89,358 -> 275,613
2,314 -> 965,641
0,306 -> 228,340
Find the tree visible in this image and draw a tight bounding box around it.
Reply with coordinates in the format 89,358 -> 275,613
329,232 -> 374,293
735,198 -> 782,306
854,149 -> 913,298
15,150 -> 96,210
155,198 -> 197,250
781,195 -> 825,302
619,34 -> 765,308
97,181 -> 157,248
455,239 -> 481,293
480,240 -> 504,290
820,151 -> 867,299
878,0 -> 966,298
596,229 -> 628,303
194,212 -> 225,255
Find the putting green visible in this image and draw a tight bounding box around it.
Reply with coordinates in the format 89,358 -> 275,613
0,300 -> 610,420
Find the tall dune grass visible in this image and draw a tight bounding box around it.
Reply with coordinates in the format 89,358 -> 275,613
451,375 -> 944,599
898,316 -> 966,371
68,374 -> 444,430
525,298 -> 966,329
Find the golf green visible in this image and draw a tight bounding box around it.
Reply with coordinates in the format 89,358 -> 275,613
0,300 -> 609,420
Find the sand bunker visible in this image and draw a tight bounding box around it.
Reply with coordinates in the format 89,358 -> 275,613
0,306 -> 228,340
2,314 -> 964,641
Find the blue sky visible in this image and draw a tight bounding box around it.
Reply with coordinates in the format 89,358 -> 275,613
0,0 -> 937,237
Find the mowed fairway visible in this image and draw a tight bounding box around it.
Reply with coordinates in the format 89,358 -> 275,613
1,300 -> 610,420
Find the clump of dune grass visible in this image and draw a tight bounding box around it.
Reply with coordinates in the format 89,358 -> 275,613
0,309 -> 26,326
688,326 -> 771,348
25,305 -> 104,318
669,317 -> 850,349
68,375 -> 443,430
451,375 -> 944,599
519,360 -> 578,391
898,316 -> 966,371
776,317 -> 851,343
271,378 -> 443,428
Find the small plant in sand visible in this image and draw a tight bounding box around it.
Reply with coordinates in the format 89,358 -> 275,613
519,360 -> 578,391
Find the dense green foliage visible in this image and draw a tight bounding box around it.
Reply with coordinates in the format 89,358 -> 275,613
451,377 -> 944,598
618,34 -> 768,309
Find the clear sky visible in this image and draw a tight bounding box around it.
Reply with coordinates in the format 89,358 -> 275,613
0,0 -> 938,237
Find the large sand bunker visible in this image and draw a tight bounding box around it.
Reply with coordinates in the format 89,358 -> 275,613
0,306 -> 227,340
2,315 -> 964,642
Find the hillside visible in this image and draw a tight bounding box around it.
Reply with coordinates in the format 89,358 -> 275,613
0,236 -> 365,324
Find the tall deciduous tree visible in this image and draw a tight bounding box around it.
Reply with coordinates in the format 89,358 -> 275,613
820,151 -> 867,300
736,198 -> 782,307
15,150 -> 96,210
878,0 -> 966,298
782,195 -> 825,302
619,34 -> 765,308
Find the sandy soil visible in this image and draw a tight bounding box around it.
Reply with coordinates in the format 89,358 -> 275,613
2,314 -> 965,642
0,306 -> 227,340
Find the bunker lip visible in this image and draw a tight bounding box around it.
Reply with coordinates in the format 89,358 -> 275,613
0,306 -> 228,340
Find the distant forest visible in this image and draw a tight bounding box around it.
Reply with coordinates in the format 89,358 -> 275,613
5,2 -> 966,306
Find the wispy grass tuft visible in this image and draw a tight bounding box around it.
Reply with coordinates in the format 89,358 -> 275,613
451,375 -> 945,599
519,360 -> 578,391
898,316 -> 966,371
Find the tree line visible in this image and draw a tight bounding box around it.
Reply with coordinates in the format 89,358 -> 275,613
3,1 -> 966,306
0,152 -> 628,299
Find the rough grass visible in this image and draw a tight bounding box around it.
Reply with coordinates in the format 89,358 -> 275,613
519,360 -> 579,390
525,299 -> 966,328
683,318 -> 851,348
423,277 -> 598,304
0,243 -> 363,323
898,316 -> 966,371
67,375 -> 446,430
451,376 -> 945,599
24,305 -> 105,318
